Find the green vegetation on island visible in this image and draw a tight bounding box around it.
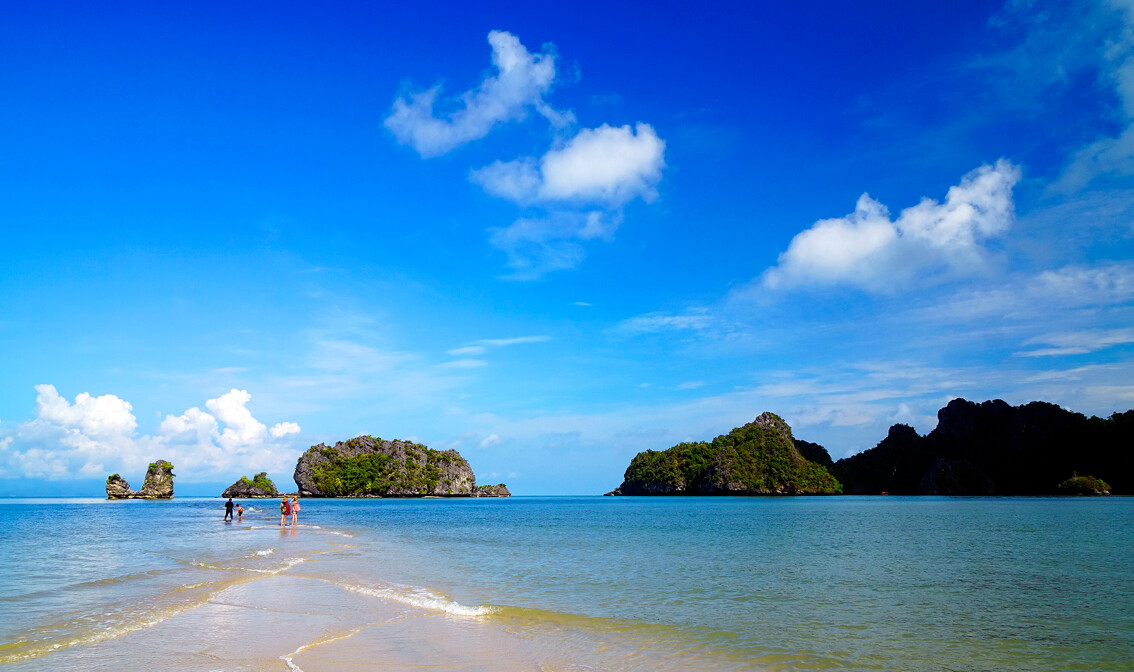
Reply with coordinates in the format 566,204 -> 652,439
306,438 -> 456,495
1057,474 -> 1112,495
293,435 -> 495,497
613,412 -> 842,495
240,472 -> 277,492
221,471 -> 281,498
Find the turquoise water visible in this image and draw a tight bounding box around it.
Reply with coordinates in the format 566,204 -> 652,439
0,496 -> 1131,670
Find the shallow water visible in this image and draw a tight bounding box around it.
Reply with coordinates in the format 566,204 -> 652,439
0,496 -> 1130,671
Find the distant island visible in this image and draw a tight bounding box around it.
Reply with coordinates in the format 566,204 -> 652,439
106,460 -> 175,499
609,399 -> 1131,496
292,435 -> 509,497
831,398 -> 1131,495
222,472 -> 280,498
608,412 -> 842,495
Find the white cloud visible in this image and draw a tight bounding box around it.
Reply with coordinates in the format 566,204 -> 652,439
1052,1 -> 1134,191
610,310 -> 713,336
471,123 -> 665,207
678,381 -> 707,390
441,359 -> 488,369
0,386 -> 302,481
207,389 -> 269,451
929,261 -> 1134,321
34,384 -> 137,440
762,160 -> 1021,292
1016,328 -> 1134,356
489,210 -> 621,279
270,421 -> 301,438
478,335 -> 551,347
384,30 -> 571,157
444,336 -> 550,367
479,433 -> 502,449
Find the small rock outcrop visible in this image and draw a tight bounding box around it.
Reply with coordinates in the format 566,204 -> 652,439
475,484 -> 511,497
105,460 -> 175,499
1056,474 -> 1111,495
138,460 -> 175,498
611,412 -> 842,496
293,435 -> 491,497
222,472 -> 280,498
106,474 -> 134,499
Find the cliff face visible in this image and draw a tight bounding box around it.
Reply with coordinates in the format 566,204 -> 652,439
106,460 -> 175,499
833,399 -> 1134,495
612,413 -> 842,495
293,436 -> 493,497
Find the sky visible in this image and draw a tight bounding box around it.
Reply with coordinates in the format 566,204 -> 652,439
1,0 -> 1132,496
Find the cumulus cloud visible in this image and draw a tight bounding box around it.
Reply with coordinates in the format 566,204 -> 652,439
0,386 -> 302,481
385,29 -> 667,277
384,30 -> 571,157
471,123 -> 666,206
762,160 -> 1021,292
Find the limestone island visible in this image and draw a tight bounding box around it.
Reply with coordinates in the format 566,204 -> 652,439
830,399 -> 1132,495
106,460 -> 175,499
293,435 -> 509,497
222,472 -> 280,498
607,412 -> 842,496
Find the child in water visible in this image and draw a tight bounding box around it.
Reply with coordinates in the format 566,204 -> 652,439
280,497 -> 290,526
290,496 -> 300,526
237,504 -> 243,522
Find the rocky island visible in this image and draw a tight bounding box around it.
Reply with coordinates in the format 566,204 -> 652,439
222,472 -> 280,498
608,412 -> 842,495
106,460 -> 175,499
293,435 -> 508,497
831,399 -> 1132,495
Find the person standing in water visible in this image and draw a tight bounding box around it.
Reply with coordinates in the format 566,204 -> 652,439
236,504 -> 243,521
224,498 -> 234,521
290,496 -> 300,526
280,497 -> 290,526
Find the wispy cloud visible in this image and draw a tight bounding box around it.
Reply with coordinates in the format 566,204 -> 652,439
609,309 -> 712,336
440,359 -> 488,369
1050,0 -> 1134,192
1016,328 -> 1134,357
384,31 -> 571,157
443,335 -> 550,366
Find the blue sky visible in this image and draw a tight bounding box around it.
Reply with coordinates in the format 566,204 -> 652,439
2,0 -> 1132,495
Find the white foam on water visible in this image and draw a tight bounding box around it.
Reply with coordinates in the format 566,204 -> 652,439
281,624 -> 371,672
253,548 -> 275,557
240,557 -> 306,575
335,580 -> 497,618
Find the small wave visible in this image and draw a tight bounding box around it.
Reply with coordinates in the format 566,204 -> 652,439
253,548 -> 275,557
281,624 -> 371,672
241,557 -> 306,575
0,583 -> 225,664
335,580 -> 496,618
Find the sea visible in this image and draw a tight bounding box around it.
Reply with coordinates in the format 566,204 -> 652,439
0,496 -> 1130,671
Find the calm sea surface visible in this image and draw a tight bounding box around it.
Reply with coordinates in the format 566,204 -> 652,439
0,496 -> 1130,671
